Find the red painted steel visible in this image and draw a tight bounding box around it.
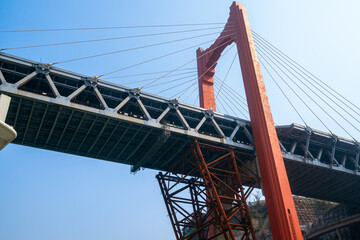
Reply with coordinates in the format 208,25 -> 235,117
196,49 -> 216,111
157,140 -> 258,240
197,2 -> 303,239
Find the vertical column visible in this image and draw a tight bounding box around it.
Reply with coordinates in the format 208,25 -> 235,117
0,94 -> 17,150
230,2 -> 302,240
0,94 -> 11,122
197,48 -> 217,111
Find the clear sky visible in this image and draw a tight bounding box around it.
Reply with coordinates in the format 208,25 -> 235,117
0,0 -> 359,239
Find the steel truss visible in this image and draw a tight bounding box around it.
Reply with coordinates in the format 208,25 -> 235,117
157,140 -> 259,240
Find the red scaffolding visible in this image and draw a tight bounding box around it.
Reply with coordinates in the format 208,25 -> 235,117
157,140 -> 259,239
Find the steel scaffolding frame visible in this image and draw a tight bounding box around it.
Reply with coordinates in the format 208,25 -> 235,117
157,140 -> 259,240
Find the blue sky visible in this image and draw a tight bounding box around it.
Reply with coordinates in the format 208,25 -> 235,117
1,0 -> 359,239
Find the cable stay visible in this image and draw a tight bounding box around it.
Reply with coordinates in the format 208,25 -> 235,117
256,50 -> 333,134
181,83 -> 199,103
103,68 -> 196,79
258,58 -> 307,126
214,83 -> 248,119
220,80 -> 248,106
98,31 -> 235,78
173,43 -> 236,100
119,72 -> 196,86
51,31 -> 224,65
215,96 -> 230,115
213,76 -> 248,112
0,27 -> 224,51
257,48 -> 358,140
253,36 -> 360,127
138,35 -> 235,91
255,39 -> 360,137
252,31 -> 360,116
213,51 -> 238,109
0,23 -> 226,33
147,76 -> 197,90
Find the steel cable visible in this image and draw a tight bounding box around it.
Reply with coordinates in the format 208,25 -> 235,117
175,43 -> 236,100
52,31 -> 224,65
255,39 -> 360,137
252,31 -> 360,115
214,83 -> 248,119
213,51 -> 238,109
220,81 -> 248,106
103,69 -> 196,79
0,23 -> 226,33
256,49 -> 353,138
144,74 -> 198,89
258,58 -> 307,126
253,35 -> 360,126
119,71 -> 196,85
214,76 -> 248,112
0,27 -> 224,51
140,33 -> 236,90
99,31 -> 236,78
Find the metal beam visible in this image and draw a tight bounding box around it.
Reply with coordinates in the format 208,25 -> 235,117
132,133 -> 169,172
55,110 -> 75,148
150,139 -> 179,168
175,108 -> 190,130
156,107 -> 170,122
114,96 -> 130,112
85,119 -> 110,156
95,122 -> 120,158
115,126 -> 143,159
160,141 -> 189,168
124,131 -> 152,164
137,98 -> 151,119
16,71 -> 37,87
33,104 -> 49,146
229,123 -> 240,140
65,113 -> 87,152
242,125 -> 254,144
68,85 -> 86,100
21,101 -> 36,143
195,116 -> 206,132
94,87 -> 108,109
45,74 -> 60,97
45,108 -> 62,146
106,124 -> 133,158
13,98 -> 22,128
76,116 -> 99,152
0,70 -> 6,83
299,143 -> 314,160
211,118 -> 225,138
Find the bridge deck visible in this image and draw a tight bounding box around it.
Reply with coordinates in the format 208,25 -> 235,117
0,52 -> 359,205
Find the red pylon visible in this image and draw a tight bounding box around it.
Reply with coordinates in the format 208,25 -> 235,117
197,2 -> 303,239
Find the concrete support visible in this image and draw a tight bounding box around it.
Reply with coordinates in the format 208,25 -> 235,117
0,94 -> 17,150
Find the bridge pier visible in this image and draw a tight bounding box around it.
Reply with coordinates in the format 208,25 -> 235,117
0,94 -> 17,150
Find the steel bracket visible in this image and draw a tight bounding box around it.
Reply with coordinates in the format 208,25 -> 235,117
168,98 -> 179,109
204,108 -> 215,119
127,87 -> 141,99
83,76 -> 98,87
33,63 -> 51,75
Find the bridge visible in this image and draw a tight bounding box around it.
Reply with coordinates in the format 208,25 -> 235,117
1,50 -> 359,206
1,2 -> 359,240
